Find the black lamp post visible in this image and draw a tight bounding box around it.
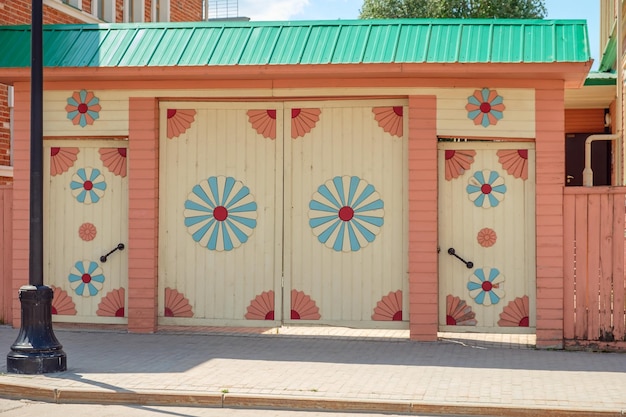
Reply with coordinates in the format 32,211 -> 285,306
6,0 -> 66,374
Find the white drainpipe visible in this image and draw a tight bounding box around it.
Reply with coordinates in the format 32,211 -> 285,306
582,134 -> 620,186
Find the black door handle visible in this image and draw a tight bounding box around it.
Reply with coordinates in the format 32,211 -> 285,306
100,243 -> 125,263
447,247 -> 473,269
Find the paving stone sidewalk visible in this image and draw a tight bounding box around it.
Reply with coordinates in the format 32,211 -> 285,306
0,325 -> 624,416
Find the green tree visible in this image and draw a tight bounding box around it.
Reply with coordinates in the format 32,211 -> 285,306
359,0 -> 547,19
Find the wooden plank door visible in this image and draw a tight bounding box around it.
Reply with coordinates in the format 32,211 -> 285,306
158,102 -> 282,326
438,141 -> 535,332
44,140 -> 129,324
284,100 -> 409,327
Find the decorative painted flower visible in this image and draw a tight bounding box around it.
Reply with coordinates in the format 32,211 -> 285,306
167,109 -> 197,139
97,288 -> 125,317
290,290 -> 321,320
446,295 -> 477,326
309,176 -> 384,252
372,290 -> 402,321
78,222 -> 97,241
50,286 -> 77,315
373,106 -> 403,137
248,109 -> 277,139
467,267 -> 505,306
465,88 -> 505,128
68,260 -> 105,297
477,227 -> 497,248
164,287 -> 194,317
497,149 -> 529,180
70,167 -> 107,204
498,295 -> 530,327
65,90 -> 102,127
184,176 -> 258,251
245,290 -> 276,320
291,108 -> 321,139
50,147 -> 79,176
444,149 -> 476,180
466,170 -> 507,208
99,147 -> 127,177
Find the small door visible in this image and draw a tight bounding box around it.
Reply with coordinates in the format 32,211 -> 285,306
44,140 -> 129,324
438,141 -> 535,333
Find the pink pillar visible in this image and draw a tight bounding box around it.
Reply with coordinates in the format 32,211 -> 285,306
408,95 -> 439,341
127,97 -> 159,333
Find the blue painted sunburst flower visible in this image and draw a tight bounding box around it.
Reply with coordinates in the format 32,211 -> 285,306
183,176 -> 258,251
309,176 -> 384,252
68,260 -> 105,297
467,267 -> 505,306
70,167 -> 107,204
466,170 -> 507,208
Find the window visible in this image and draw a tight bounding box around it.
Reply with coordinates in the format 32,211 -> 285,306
93,0 -> 115,22
125,0 -> 145,22
62,0 -> 81,9
152,0 -> 170,22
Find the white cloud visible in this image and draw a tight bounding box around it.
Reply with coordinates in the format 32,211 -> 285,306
239,0 -> 310,21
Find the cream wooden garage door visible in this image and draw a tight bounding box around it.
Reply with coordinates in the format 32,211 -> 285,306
159,100 -> 408,328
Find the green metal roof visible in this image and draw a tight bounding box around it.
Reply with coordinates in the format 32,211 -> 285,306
0,19 -> 590,68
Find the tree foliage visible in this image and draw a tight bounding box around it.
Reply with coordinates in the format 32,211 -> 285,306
359,0 -> 547,19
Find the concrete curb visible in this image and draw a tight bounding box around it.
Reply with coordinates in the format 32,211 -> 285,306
0,382 -> 623,417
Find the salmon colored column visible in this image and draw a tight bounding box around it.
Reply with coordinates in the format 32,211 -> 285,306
408,95 -> 438,341
128,97 -> 159,333
535,87 -> 565,349
9,83 -> 31,328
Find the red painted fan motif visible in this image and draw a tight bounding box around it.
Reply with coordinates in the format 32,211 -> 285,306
247,109 -> 277,139
97,288 -> 126,317
446,295 -> 477,326
373,106 -> 403,137
444,149 -> 476,180
50,286 -> 77,315
164,287 -> 194,317
245,290 -> 276,320
497,149 -> 529,180
50,147 -> 79,176
167,109 -> 196,139
99,148 -> 127,177
372,290 -> 402,321
498,295 -> 529,327
290,290 -> 320,320
291,108 -> 321,139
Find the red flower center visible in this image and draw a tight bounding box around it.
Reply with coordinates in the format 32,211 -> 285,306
81,273 -> 92,284
51,147 -> 60,156
479,102 -> 491,113
518,149 -> 528,159
291,108 -> 301,118
267,109 -> 277,119
482,281 -> 493,292
291,309 -> 300,319
118,148 -> 127,157
83,181 -> 93,191
445,150 -> 456,160
115,308 -> 125,317
265,311 -> 275,320
481,184 -> 492,194
213,206 -> 228,221
393,106 -> 403,116
78,103 -> 89,114
338,206 -> 354,221
167,109 -> 177,119
446,315 -> 457,325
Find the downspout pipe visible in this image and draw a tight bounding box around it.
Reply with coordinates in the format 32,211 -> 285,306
582,134 -> 620,186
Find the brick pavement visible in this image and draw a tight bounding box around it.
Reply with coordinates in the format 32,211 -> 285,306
0,325 -> 624,416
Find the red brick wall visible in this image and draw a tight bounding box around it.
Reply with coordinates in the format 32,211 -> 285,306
170,0 -> 203,22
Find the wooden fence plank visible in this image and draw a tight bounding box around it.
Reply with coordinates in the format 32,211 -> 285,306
574,193 -> 589,339
563,193 -> 576,339
0,186 -> 12,324
586,193 -> 601,340
598,193 -> 613,340
613,196 -> 625,341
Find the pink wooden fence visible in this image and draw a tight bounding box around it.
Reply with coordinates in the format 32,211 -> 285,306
0,185 -> 12,324
563,187 -> 626,350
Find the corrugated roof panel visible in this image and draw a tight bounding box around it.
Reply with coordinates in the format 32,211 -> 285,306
362,24 -> 400,63
177,27 -> 223,65
208,26 -> 252,65
238,26 -> 281,65
395,24 -> 430,63
457,24 -> 491,63
300,25 -> 340,64
490,25 -> 523,62
0,19 -> 592,69
148,27 -> 194,66
330,24 -> 370,63
268,25 -> 310,64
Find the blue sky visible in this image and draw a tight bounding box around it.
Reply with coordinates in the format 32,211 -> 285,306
238,0 -> 601,69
